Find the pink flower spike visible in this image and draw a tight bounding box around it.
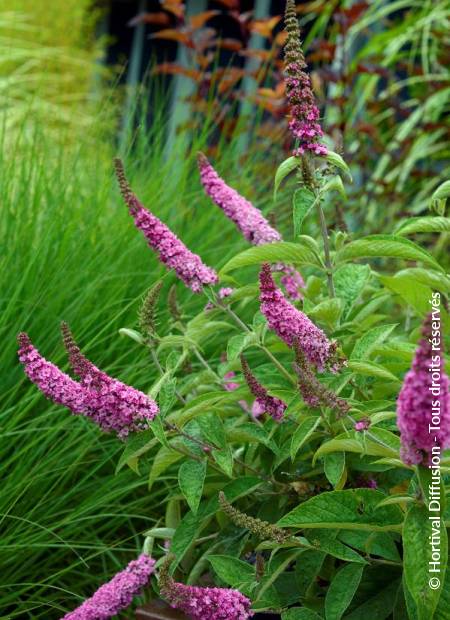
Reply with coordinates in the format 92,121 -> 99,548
397,314 -> 450,465
241,355 -> 286,422
115,158 -> 218,293
62,554 -> 155,619
259,263 -> 338,372
198,152 -> 281,246
284,0 -> 327,157
354,418 -> 371,432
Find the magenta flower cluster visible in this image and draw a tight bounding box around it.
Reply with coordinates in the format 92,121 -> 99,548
18,330 -> 158,439
163,581 -> 253,620
115,159 -> 218,293
62,554 -> 155,620
241,355 -> 286,422
198,152 -> 281,246
198,153 -> 304,300
259,263 -> 336,372
284,0 -> 327,156
397,315 -> 450,465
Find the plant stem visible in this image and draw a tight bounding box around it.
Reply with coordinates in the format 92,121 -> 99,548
316,197 -> 335,297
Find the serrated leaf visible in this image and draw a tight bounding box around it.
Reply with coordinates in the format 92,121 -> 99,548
208,554 -> 255,587
308,298 -> 343,328
274,156 -> 300,199
293,187 -> 315,236
378,274 -> 433,316
116,430 -> 156,473
278,489 -> 404,532
212,445 -> 234,477
305,529 -> 367,564
337,235 -> 444,272
324,452 -> 346,489
325,150 -> 353,182
148,445 -> 183,490
348,360 -> 401,383
178,459 -> 206,514
291,417 -> 321,461
149,415 -> 169,447
219,242 -> 320,275
325,563 -> 364,620
334,264 -> 371,312
227,332 -> 257,362
314,429 -> 399,461
395,216 -> 450,235
351,324 -> 397,360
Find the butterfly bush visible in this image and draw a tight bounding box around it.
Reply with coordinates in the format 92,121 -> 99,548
259,263 -> 338,371
114,158 -> 218,293
397,314 -> 450,465
284,0 -> 327,156
160,572 -> 253,620
240,354 -> 286,421
18,330 -> 158,438
63,554 -> 155,620
198,152 -> 304,299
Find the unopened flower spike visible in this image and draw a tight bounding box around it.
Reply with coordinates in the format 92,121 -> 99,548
139,281 -> 163,338
114,158 -> 218,293
240,354 -> 286,422
293,339 -> 349,414
62,553 -> 155,619
218,491 -> 289,544
397,313 -> 450,465
284,0 -> 327,157
159,555 -> 254,620
198,152 -> 304,300
260,263 -> 340,372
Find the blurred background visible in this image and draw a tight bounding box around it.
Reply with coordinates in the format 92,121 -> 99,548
1,1 -> 448,617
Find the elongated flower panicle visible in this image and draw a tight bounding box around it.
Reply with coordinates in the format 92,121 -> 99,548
284,0 -> 327,156
219,492 -> 288,543
293,341 -> 349,414
139,281 -> 163,337
198,153 -> 304,300
61,323 -> 159,438
397,314 -> 450,465
259,263 -> 338,372
198,153 -> 281,246
240,354 -> 286,422
18,333 -> 89,415
19,329 -> 159,439
114,158 -> 218,293
63,554 -> 155,619
160,557 -> 253,620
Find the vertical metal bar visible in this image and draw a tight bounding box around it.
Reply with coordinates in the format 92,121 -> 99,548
235,0 -> 271,154
119,0 -> 148,151
164,0 -> 207,159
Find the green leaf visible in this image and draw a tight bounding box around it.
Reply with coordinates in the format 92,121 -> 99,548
159,378 -> 177,415
394,268 -> 450,293
344,578 -> 401,620
338,530 -> 401,562
148,445 -> 183,490
291,417 -> 321,461
208,554 -> 255,588
116,430 -> 156,473
351,324 -> 397,360
274,156 -> 300,199
336,235 -> 444,272
325,563 -> 364,620
314,428 -> 400,461
378,274 -> 433,316
308,298 -> 343,329
149,415 -> 169,447
305,529 -> 367,564
395,216 -> 450,236
322,174 -> 347,199
325,150 -> 353,182
403,502 -> 448,619
434,567 -> 450,619
348,360 -> 401,383
334,264 -> 371,313
430,180 -> 450,214
293,187 -> 315,236
212,445 -> 234,478
278,489 -> 404,532
178,459 -> 206,514
118,327 -> 145,345
282,608 -> 323,619
219,242 -> 320,275
227,332 -> 257,362
323,452 -> 346,489
197,413 -> 226,449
